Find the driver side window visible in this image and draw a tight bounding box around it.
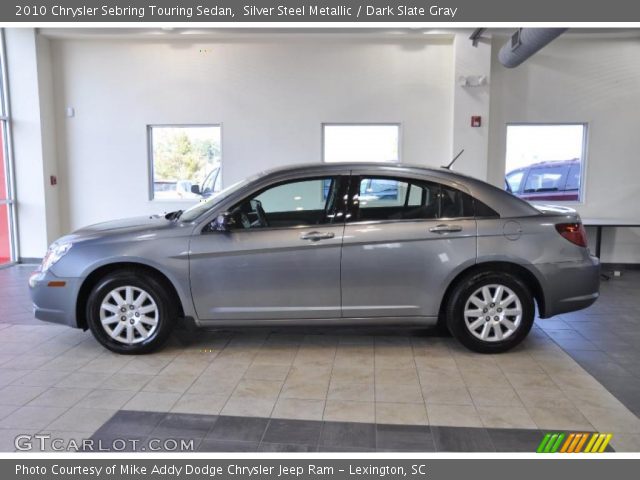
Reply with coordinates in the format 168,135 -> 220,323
229,177 -> 340,230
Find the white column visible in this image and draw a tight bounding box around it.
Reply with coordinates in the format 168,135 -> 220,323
450,30 -> 492,181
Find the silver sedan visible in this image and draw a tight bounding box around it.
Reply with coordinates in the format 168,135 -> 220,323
29,163 -> 600,353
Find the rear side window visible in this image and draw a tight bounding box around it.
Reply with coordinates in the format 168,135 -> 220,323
523,165 -> 569,193
353,177 -> 476,222
565,163 -> 581,191
506,171 -> 524,193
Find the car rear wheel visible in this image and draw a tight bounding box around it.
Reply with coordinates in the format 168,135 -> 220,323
446,272 -> 534,353
86,270 -> 176,354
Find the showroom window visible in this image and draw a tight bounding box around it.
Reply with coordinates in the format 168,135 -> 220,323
0,30 -> 16,266
148,125 -> 222,201
505,124 -> 587,202
323,124 -> 400,163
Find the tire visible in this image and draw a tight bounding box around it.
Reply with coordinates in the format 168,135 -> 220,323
86,269 -> 177,354
446,271 -> 534,353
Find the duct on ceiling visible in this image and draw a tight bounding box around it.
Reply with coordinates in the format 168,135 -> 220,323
498,28 -> 568,68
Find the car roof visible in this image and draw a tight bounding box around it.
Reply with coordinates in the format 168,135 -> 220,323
254,162 -> 540,218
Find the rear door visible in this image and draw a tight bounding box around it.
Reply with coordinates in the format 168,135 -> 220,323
340,174 -> 477,318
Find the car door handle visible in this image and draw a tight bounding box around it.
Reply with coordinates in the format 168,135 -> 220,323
429,224 -> 463,233
300,231 -> 335,241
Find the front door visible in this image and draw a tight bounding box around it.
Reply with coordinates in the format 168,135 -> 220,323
190,175 -> 347,320
341,175 -> 477,318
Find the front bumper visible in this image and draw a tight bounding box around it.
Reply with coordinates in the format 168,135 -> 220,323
29,270 -> 82,328
535,255 -> 600,318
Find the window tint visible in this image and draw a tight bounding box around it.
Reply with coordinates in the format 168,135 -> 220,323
229,177 -> 339,230
523,166 -> 569,193
354,177 -> 474,222
506,171 -> 524,193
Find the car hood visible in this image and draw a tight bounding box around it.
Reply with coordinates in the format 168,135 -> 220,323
60,215 -> 174,243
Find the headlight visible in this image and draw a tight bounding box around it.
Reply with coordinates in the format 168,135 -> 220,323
41,242 -> 73,272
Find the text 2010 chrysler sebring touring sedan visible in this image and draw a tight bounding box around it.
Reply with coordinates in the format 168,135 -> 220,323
29,163 -> 600,354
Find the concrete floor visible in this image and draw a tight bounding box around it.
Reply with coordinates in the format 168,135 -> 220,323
1,265 -> 640,452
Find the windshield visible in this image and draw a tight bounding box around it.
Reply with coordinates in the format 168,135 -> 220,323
179,175 -> 256,222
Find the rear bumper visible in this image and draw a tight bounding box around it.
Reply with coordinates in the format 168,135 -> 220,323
28,270 -> 82,328
535,255 -> 600,318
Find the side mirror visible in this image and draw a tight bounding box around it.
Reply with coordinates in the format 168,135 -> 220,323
191,184 -> 201,195
211,213 -> 231,232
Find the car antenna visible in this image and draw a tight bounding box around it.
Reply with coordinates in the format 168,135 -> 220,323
443,149 -> 464,170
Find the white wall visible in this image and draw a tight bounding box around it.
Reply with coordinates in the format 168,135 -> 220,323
488,35 -> 640,263
49,35 -> 454,233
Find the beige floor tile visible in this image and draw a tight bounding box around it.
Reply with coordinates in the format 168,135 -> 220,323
233,379 -> 283,399
418,369 -> 466,389
201,362 -> 248,382
170,394 -> 228,415
375,383 -> 423,404
77,356 -> 132,374
495,355 -> 544,374
562,386 -> 625,409
505,372 -> 556,390
120,356 -> 175,375
323,400 -> 375,423
375,368 -> 419,385
293,347 -> 335,366
578,406 -> 640,434
27,388 -> 91,408
75,389 -> 136,410
272,398 -> 325,421
280,380 -> 328,400
376,402 -> 428,425
10,370 -> 69,388
468,386 -> 523,407
515,387 -> 575,409
414,356 -> 458,372
550,372 -> 605,391
476,405 -> 537,429
287,364 -> 333,384
528,407 -> 594,431
374,356 -> 416,370
100,373 -> 153,391
55,371 -> 112,390
252,347 -> 298,366
327,382 -> 374,402
123,391 -> 181,412
426,404 -> 483,428
220,395 -> 276,418
0,405 -> 18,422
244,363 -> 291,382
0,385 -> 48,406
1,355 -> 55,371
459,368 -> 511,389
142,374 -> 198,394
37,356 -> 83,372
46,407 -> 115,433
0,406 -> 67,430
422,387 -> 473,406
331,366 -> 374,384
159,359 -> 209,377
187,377 -> 238,397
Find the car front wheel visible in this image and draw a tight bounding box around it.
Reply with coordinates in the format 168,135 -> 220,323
446,272 -> 534,353
86,270 -> 176,354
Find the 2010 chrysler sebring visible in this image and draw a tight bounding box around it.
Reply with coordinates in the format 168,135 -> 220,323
29,163 -> 600,354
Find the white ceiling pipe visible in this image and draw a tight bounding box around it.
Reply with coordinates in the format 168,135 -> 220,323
498,28 -> 568,68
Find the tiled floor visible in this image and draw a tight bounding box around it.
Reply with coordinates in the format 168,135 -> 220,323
1,265 -> 640,452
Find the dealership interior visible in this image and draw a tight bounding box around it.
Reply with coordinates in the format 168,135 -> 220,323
1,27 -> 640,452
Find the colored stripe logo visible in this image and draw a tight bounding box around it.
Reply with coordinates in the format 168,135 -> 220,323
537,432 -> 612,453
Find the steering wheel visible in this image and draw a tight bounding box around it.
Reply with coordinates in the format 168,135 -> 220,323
253,200 -> 269,228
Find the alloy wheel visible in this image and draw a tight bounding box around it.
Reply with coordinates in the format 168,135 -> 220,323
463,284 -> 523,342
99,286 -> 159,344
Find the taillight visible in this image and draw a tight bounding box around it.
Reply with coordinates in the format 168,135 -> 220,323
555,222 -> 588,247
